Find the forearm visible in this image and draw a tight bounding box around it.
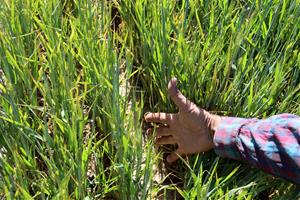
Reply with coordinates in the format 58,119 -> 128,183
213,113 -> 300,184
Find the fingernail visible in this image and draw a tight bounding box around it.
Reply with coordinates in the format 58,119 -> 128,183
146,128 -> 152,135
144,112 -> 151,120
167,157 -> 172,163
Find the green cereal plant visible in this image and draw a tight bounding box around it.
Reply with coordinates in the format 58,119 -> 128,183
115,0 -> 300,198
117,0 -> 299,116
0,0 -> 299,199
0,0 -> 157,199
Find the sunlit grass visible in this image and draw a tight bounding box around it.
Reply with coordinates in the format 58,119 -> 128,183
116,0 -> 300,198
0,0 -> 299,199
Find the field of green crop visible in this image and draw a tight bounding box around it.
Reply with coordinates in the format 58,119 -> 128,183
0,0 -> 299,199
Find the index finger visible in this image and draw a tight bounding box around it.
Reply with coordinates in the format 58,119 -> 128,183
144,112 -> 174,124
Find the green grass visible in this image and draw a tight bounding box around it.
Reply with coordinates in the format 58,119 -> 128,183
0,0 -> 299,199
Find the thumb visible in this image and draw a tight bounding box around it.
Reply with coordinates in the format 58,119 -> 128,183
168,78 -> 191,110
166,149 -> 182,163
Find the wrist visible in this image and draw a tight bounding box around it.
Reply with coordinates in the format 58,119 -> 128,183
209,114 -> 223,137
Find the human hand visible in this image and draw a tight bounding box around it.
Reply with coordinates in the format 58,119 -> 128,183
144,78 -> 222,163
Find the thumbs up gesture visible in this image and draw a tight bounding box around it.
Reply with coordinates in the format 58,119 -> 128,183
144,78 -> 222,163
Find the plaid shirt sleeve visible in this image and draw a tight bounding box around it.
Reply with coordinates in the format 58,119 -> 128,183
213,113 -> 300,184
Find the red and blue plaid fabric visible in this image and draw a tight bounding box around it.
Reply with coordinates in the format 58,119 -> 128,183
214,113 -> 300,184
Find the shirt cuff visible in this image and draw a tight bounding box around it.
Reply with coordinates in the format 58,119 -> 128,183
213,117 -> 256,160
